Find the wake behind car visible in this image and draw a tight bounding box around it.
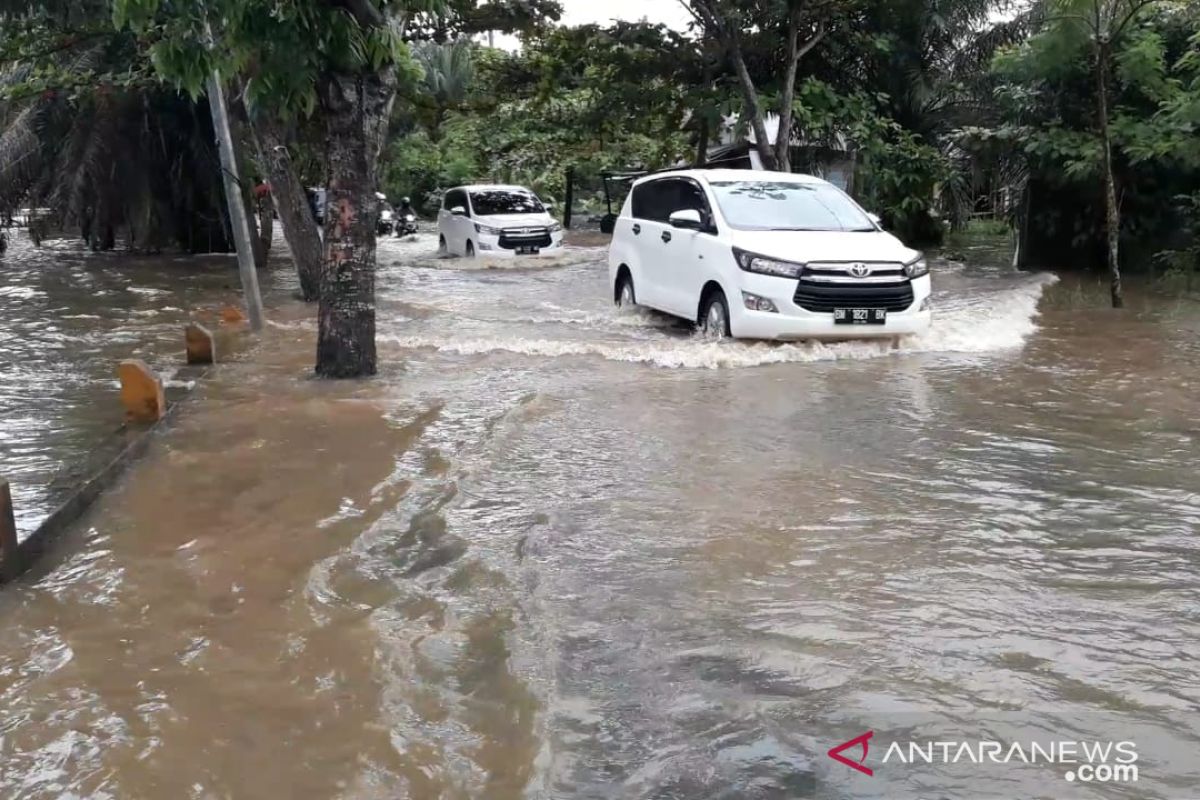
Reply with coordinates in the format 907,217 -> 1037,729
608,169 -> 932,341
438,185 -> 564,258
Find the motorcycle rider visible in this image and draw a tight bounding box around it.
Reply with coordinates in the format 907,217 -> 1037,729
396,196 -> 418,236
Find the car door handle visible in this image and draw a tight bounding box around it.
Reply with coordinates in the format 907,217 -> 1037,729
662,231 -> 672,243
632,224 -> 641,235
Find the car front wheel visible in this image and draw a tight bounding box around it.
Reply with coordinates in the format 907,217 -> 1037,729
700,290 -> 731,340
465,240 -> 476,258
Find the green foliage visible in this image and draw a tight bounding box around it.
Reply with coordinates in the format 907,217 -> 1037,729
964,1 -> 1200,270
109,0 -> 440,116
382,27 -> 694,214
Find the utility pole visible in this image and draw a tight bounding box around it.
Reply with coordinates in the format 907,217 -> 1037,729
206,73 -> 265,331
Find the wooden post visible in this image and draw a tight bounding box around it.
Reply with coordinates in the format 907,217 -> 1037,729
117,359 -> 166,423
206,67 -> 265,331
185,323 -> 216,365
563,167 -> 574,231
0,478 -> 19,580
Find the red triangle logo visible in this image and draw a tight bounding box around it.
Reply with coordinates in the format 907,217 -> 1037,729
827,731 -> 875,776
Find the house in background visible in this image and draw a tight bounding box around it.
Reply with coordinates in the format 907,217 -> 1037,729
698,113 -> 858,192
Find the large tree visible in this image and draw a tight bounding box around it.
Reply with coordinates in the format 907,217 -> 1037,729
113,0 -> 439,377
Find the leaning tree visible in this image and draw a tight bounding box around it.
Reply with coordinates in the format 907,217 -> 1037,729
679,0 -> 858,172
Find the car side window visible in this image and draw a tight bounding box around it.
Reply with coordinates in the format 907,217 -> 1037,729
674,181 -> 710,217
445,189 -> 466,215
631,180 -> 670,223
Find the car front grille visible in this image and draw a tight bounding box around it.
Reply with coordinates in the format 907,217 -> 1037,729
793,280 -> 915,313
498,227 -> 551,250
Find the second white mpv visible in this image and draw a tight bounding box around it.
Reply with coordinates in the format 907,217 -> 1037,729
607,169 -> 932,340
438,184 -> 565,258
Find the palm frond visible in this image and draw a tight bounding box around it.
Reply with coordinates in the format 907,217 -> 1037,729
0,104 -> 44,213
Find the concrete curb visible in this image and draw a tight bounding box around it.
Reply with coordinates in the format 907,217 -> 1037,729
0,364 -> 211,586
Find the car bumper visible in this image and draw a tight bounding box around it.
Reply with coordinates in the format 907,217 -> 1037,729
730,274 -> 932,340
475,233 -> 565,257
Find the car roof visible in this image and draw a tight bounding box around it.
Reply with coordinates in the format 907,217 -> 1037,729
448,185 -> 535,194
632,169 -> 830,188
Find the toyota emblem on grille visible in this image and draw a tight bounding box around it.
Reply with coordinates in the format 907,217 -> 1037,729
849,263 -> 872,278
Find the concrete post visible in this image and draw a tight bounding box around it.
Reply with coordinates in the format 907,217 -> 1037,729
118,359 -> 166,423
185,323 -> 216,365
0,478 -> 19,580
206,69 -> 265,332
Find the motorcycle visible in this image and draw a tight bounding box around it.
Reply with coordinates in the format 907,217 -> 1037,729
396,212 -> 418,238
376,206 -> 396,236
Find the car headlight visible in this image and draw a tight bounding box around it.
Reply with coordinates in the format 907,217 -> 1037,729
904,256 -> 929,278
549,221 -> 563,233
475,223 -> 503,236
733,247 -> 804,279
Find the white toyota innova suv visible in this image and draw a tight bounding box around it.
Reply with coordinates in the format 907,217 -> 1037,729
438,184 -> 565,258
607,169 -> 932,340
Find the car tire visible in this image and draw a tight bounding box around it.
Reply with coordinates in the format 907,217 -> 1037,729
699,289 -> 731,340
616,273 -> 636,307
438,234 -> 448,255
465,240 -> 476,258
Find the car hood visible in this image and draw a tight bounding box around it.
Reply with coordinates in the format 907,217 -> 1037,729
730,230 -> 918,264
474,213 -> 555,228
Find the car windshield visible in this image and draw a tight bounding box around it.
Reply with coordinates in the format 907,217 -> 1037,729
709,181 -> 875,232
470,190 -> 544,216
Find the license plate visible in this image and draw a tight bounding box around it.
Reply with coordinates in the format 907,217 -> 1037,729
834,308 -> 887,325
516,246 -> 540,255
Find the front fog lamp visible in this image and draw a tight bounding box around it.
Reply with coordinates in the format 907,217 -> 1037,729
742,292 -> 779,313
904,256 -> 929,278
920,296 -> 932,312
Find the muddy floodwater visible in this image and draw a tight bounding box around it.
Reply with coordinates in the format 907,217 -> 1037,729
0,230 -> 1198,799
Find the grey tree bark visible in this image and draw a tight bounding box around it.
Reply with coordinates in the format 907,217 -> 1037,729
314,69 -> 395,378
249,116 -> 323,301
1096,40 -> 1124,308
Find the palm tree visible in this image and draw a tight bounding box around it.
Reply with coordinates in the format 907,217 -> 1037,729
1,4 -> 233,251
412,39 -> 475,140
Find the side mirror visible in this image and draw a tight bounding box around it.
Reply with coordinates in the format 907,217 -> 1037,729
669,209 -> 703,230
867,212 -> 882,227
449,206 -> 467,217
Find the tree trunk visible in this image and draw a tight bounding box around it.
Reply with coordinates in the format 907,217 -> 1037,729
1097,42 -> 1123,308
315,70 -> 394,378
242,178 -> 267,269
695,114 -> 710,167
728,38 -> 777,171
775,12 -> 801,173
249,116 -> 323,301
257,194 -> 274,263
